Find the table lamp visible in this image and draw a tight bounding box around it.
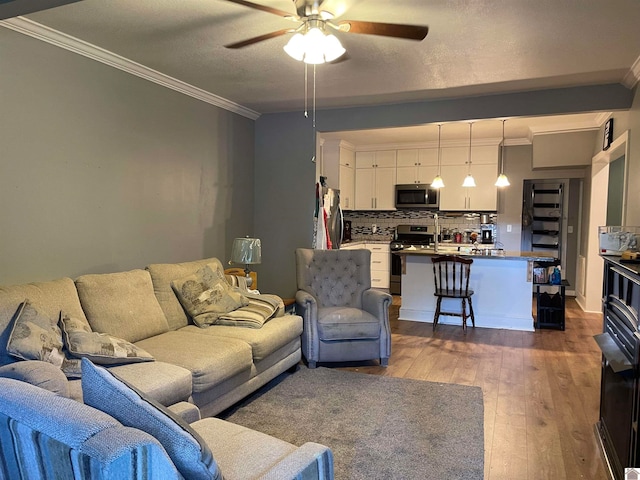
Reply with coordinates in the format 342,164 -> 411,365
230,237 -> 261,285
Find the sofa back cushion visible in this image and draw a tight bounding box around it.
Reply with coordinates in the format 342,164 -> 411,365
75,270 -> 169,343
146,257 -> 224,330
0,277 -> 86,366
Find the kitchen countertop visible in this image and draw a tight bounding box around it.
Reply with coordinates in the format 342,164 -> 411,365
393,248 -> 558,262
601,255 -> 640,276
341,238 -> 391,246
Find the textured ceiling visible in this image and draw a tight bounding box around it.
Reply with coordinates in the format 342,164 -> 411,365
21,0 -> 640,114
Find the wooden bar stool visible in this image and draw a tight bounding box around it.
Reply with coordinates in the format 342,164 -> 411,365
431,255 -> 475,332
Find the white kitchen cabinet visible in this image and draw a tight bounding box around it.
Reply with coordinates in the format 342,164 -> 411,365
396,148 -> 438,184
438,145 -> 499,211
339,242 -> 390,289
320,140 -> 355,210
355,150 -> 397,210
339,148 -> 355,210
367,243 -> 391,289
439,163 -> 498,211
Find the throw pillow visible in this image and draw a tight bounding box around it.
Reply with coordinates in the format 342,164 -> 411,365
217,293 -> 285,329
81,359 -> 222,480
6,299 -> 66,366
60,312 -> 155,365
171,262 -> 249,327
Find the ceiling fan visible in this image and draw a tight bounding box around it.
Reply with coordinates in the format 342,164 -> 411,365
223,0 -> 429,63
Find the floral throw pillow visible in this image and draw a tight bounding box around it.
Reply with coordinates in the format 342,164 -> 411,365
171,263 -> 249,327
6,299 -> 66,367
60,312 -> 154,365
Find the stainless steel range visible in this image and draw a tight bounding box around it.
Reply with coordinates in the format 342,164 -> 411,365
390,225 -> 435,295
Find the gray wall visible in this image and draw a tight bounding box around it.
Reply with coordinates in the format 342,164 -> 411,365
256,85 -> 634,296
0,29 -> 254,284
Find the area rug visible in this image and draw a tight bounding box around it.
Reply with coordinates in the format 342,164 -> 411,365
221,367 -> 484,479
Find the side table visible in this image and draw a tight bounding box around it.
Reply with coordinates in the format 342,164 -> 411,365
282,298 -> 296,315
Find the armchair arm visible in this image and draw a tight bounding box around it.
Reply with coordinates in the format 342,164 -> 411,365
257,442 -> 334,480
362,289 -> 392,320
362,289 -> 392,363
295,290 -> 320,365
0,360 -> 70,397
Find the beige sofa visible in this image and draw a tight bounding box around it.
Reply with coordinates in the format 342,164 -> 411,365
0,257 -> 303,417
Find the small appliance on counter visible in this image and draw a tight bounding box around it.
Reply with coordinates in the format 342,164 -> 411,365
480,224 -> 496,244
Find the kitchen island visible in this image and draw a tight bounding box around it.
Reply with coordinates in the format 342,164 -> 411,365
394,249 -> 557,331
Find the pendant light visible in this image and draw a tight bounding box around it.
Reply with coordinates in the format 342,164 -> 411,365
462,122 -> 476,187
495,119 -> 511,187
431,124 -> 445,188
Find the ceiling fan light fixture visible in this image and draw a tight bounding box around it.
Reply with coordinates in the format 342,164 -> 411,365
322,34 -> 346,62
283,24 -> 345,64
283,32 -> 306,61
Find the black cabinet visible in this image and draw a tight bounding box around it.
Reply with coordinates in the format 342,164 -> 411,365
597,258 -> 640,480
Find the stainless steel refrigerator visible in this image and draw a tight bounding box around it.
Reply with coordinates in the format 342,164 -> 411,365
323,187 -> 343,249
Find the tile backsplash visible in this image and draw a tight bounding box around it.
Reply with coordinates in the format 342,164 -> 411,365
344,210 -> 498,240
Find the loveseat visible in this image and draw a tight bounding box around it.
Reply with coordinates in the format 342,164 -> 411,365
0,257 -> 302,417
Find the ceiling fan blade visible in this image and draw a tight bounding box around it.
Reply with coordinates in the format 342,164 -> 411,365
224,29 -> 293,49
336,20 -> 428,40
224,0 -> 298,20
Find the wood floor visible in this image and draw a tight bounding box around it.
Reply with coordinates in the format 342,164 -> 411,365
339,295 -> 609,480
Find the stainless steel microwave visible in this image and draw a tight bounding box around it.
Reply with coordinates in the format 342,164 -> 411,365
395,184 -> 439,209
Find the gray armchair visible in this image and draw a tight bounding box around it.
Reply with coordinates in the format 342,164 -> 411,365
295,248 -> 392,368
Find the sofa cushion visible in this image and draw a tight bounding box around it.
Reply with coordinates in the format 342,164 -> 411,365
171,263 -> 249,327
135,331 -> 252,393
6,300 -> 65,366
317,307 -> 381,341
75,269 -> 169,343
60,312 -> 154,365
108,361 -> 193,406
82,359 -> 223,480
0,277 -> 87,366
191,416 -> 297,479
147,257 -> 223,330
179,314 -> 303,362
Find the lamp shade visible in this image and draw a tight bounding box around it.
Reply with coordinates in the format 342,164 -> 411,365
462,174 -> 476,187
495,173 -> 511,187
431,175 -> 445,189
230,237 -> 261,265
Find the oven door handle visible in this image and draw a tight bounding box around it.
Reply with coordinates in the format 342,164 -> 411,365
594,332 -> 633,373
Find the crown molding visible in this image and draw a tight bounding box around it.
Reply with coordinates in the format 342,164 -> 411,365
322,139 -> 356,150
0,17 -> 260,120
623,54 -> 640,89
